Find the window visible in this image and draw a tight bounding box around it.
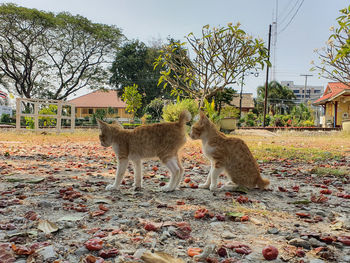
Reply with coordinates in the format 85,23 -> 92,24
82,108 -> 88,114
88,108 -> 94,114
314,90 -> 321,94
293,90 -> 299,93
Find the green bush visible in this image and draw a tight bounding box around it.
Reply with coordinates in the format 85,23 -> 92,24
162,99 -> 198,122
203,99 -> 221,123
220,106 -> 240,118
145,98 -> 164,120
92,109 -> 107,125
302,120 -> 314,127
0,114 -> 11,123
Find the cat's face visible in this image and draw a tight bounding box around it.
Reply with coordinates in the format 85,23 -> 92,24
190,111 -> 208,140
97,120 -> 112,147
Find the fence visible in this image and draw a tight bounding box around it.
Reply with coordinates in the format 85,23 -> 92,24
16,98 -> 75,133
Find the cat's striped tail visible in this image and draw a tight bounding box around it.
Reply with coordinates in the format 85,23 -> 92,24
257,177 -> 270,190
178,110 -> 192,125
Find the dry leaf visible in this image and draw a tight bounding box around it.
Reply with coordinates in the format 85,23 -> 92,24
37,219 -> 58,234
141,252 -> 184,263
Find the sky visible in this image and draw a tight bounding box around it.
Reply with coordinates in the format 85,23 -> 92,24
1,0 -> 349,98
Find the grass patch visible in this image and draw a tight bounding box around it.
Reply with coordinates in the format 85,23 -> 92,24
252,145 -> 343,162
310,167 -> 349,177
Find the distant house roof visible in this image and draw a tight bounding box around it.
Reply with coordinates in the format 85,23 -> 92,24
313,82 -> 350,105
68,90 -> 126,108
230,93 -> 254,109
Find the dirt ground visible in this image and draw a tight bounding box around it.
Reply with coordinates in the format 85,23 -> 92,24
0,129 -> 349,263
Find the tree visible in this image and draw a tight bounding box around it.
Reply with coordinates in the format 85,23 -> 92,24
145,98 -> 164,120
154,23 -> 269,107
122,84 -> 142,116
0,4 -> 123,100
291,103 -> 314,127
110,40 -> 171,110
256,81 -> 296,115
312,5 -> 350,86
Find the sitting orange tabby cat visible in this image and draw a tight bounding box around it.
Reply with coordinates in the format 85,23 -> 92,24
189,111 -> 269,191
97,111 -> 191,192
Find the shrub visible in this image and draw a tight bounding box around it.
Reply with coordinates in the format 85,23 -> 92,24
92,109 -> 107,125
145,98 -> 164,120
302,120 -> 314,127
162,99 -> 198,122
220,106 -> 240,118
0,114 -> 11,123
203,99 -> 221,123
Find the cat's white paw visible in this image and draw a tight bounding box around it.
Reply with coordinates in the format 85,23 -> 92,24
209,185 -> 219,191
221,184 -> 235,191
198,183 -> 210,189
161,185 -> 175,192
106,184 -> 118,191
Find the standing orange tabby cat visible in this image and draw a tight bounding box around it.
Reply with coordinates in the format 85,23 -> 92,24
189,111 -> 269,191
97,111 -> 191,192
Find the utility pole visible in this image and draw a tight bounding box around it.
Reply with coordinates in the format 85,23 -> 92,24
300,74 -> 313,103
263,24 -> 272,127
239,73 -> 244,119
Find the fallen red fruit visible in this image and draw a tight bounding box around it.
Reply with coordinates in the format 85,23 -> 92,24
85,238 -> 103,251
189,183 -> 198,189
84,255 -> 105,263
241,215 -> 249,222
152,166 -> 158,172
99,248 -> 119,258
319,235 -> 337,244
337,236 -> 350,246
278,186 -> 288,192
217,247 -> 227,257
11,244 -> 34,255
262,245 -> 279,260
292,186 -> 300,192
296,212 -> 311,218
184,178 -> 191,183
320,189 -> 332,195
236,195 -> 249,204
194,208 -> 209,219
187,247 -> 202,257
296,249 -> 305,257
144,223 -> 158,231
235,245 -> 252,255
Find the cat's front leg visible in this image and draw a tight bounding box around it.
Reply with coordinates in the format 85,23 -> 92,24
106,158 -> 128,191
199,161 -> 213,189
132,159 -> 142,191
209,167 -> 224,191
162,157 -> 180,192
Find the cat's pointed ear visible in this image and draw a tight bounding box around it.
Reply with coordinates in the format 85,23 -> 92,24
97,119 -> 107,129
199,111 -> 208,122
111,120 -> 123,129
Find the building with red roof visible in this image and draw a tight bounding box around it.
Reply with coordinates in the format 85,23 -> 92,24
313,82 -> 350,127
68,90 -> 133,119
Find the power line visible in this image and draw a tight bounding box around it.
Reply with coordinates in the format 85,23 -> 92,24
279,0 -> 301,26
278,0 -> 304,35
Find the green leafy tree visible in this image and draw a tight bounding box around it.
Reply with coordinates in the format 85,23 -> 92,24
155,23 -> 269,107
110,40 -> 171,111
291,103 -> 314,127
145,98 -> 164,120
256,81 -> 296,115
122,84 -> 142,116
211,87 -> 238,114
162,99 -> 198,122
0,4 -> 123,100
312,5 -> 350,86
